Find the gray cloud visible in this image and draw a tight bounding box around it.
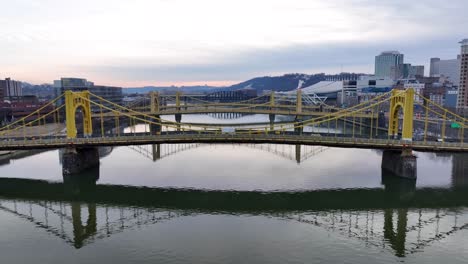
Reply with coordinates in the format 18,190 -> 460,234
77,34 -> 464,85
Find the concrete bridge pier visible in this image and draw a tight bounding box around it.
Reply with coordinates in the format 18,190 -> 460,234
62,147 -> 100,176
175,113 -> 182,131
381,149 -> 417,180
381,168 -> 416,200
294,117 -> 303,135
269,114 -> 275,131
378,111 -> 386,128
149,115 -> 162,134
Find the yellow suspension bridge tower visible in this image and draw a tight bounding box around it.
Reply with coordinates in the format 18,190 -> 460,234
388,88 -> 414,141
65,90 -> 93,138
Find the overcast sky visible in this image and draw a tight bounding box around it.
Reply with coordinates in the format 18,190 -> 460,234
1,0 -> 467,87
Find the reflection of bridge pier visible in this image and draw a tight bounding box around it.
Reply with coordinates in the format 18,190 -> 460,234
381,168 -> 416,197
152,144 -> 161,161
63,166 -> 99,195
384,208 -> 408,257
269,114 -> 275,131
382,149 -> 417,179
71,202 -> 97,248
295,145 -> 301,164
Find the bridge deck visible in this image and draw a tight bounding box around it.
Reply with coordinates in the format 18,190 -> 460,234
1,133 -> 466,152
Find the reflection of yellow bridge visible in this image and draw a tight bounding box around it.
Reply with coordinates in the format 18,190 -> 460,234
1,178 -> 468,256
127,143 -> 329,164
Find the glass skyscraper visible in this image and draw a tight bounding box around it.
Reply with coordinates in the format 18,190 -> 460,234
374,51 -> 404,79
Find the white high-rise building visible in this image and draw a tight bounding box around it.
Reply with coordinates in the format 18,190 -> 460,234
375,51 -> 404,79
430,56 -> 461,85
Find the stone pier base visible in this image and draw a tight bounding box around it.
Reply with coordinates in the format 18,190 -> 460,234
382,149 -> 417,179
150,115 -> 162,134
269,114 -> 275,131
381,168 -> 416,201
175,113 -> 182,123
175,113 -> 182,131
294,117 -> 303,134
62,147 -> 100,175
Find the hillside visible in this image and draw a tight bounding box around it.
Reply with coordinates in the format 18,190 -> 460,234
226,73 -> 327,93
121,72 -> 365,94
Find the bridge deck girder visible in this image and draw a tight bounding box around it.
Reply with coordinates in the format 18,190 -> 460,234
0,134 -> 466,152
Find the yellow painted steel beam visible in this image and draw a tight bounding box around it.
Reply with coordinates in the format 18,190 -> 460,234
1,134 -> 468,152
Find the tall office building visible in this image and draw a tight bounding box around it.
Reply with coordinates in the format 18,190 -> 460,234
0,78 -> 23,100
430,58 -> 440,77
429,56 -> 461,85
403,64 -> 425,78
375,51 -> 404,79
411,65 -> 425,77
54,77 -> 123,112
457,39 -> 468,110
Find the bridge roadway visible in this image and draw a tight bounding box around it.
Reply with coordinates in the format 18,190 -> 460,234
1,131 -> 467,152
0,177 -> 468,211
91,105 -> 376,118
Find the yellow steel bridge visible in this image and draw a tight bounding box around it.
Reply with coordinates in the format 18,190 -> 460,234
0,88 -> 467,153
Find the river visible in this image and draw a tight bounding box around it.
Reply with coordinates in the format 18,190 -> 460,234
0,114 -> 467,263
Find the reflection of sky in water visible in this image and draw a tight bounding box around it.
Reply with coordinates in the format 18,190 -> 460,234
0,143 -> 459,191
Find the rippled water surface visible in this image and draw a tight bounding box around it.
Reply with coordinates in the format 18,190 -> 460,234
0,115 -> 467,263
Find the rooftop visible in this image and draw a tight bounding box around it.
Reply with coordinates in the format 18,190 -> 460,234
379,51 -> 401,55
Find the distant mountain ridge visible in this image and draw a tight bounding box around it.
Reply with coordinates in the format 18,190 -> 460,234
21,73 -> 365,96
123,85 -> 220,94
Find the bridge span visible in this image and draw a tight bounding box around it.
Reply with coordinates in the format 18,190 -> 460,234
0,133 -> 467,152
0,88 -> 467,179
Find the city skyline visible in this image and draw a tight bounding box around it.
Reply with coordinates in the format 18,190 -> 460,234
1,0 -> 468,87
